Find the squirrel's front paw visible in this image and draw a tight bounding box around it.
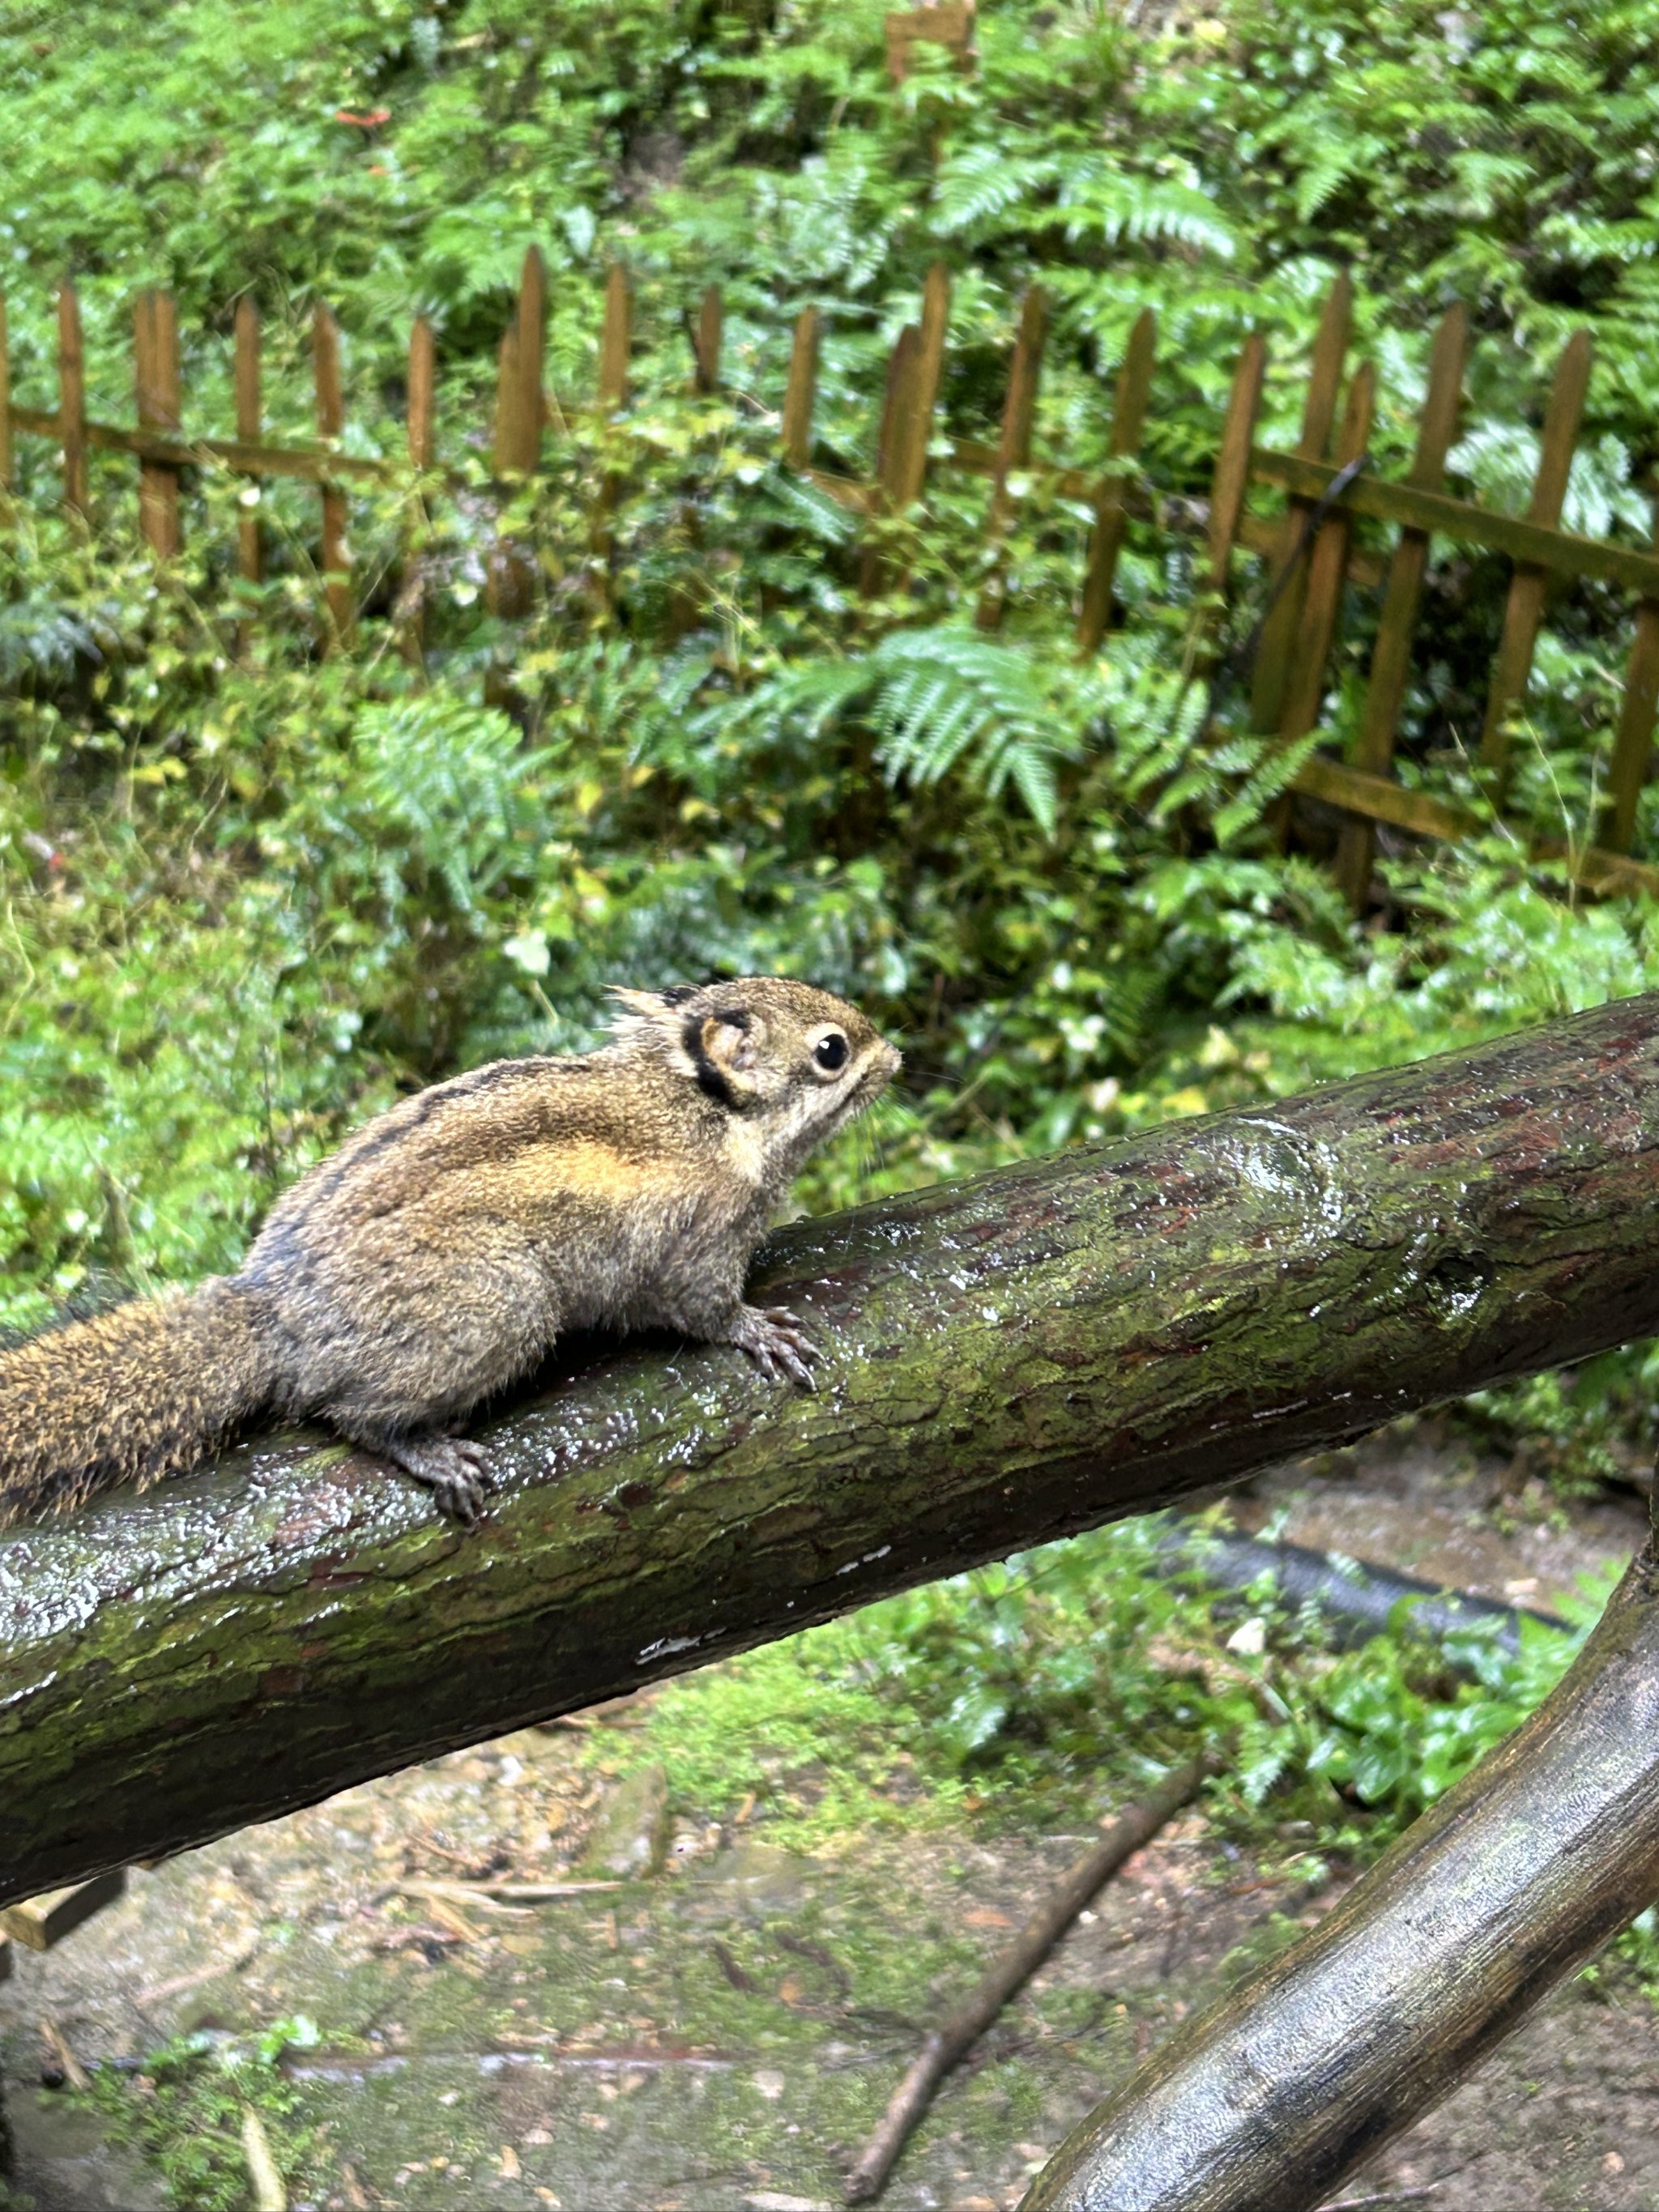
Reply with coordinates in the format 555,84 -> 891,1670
729,1303 -> 820,1391
379,1434 -> 497,1528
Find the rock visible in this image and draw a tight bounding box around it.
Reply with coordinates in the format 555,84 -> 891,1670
693,1842 -> 814,1913
5,2092 -> 170,2209
582,1765 -> 670,1880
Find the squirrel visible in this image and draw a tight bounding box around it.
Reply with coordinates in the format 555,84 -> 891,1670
0,976 -> 901,1531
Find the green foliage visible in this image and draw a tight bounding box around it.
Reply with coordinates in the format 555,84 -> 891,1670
9,0 -> 1659,481
1296,1602 -> 1590,1817
1586,1904 -> 1659,2005
582,1511 -> 1606,1855
74,2017 -> 319,2212
595,1516 -> 1659,1992
338,696 -> 560,919
740,622 -> 1112,832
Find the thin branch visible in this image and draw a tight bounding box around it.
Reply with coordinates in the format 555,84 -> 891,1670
845,1757 -> 1214,2201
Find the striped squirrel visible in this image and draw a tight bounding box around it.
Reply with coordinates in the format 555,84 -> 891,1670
0,977 -> 900,1528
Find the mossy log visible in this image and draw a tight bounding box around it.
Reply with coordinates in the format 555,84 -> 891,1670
7,995 -> 1659,1906
1024,1528 -> 1659,2212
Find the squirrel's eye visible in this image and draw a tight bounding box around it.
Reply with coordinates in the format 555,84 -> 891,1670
814,1032 -> 850,1072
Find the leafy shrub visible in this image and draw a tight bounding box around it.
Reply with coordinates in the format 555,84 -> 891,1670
75,2017 -> 319,2212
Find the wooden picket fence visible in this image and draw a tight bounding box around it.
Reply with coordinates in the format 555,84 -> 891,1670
3,254 -> 1659,902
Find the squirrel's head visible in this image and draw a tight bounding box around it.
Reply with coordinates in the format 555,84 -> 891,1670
610,976 -> 902,1180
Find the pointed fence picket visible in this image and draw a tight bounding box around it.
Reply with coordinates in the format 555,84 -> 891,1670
975,282 -> 1047,634
1074,304 -> 1154,656
1331,305 -> 1466,906
2,265 -> 1658,900
232,297 -> 262,595
134,288 -> 181,560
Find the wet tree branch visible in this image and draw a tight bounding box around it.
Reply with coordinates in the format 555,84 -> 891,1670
7,995 -> 1659,1904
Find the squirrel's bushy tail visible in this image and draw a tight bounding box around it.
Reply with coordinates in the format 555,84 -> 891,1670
0,1279 -> 276,1527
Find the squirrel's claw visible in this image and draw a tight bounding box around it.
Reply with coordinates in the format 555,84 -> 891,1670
377,1433 -> 497,1528
730,1303 -> 821,1392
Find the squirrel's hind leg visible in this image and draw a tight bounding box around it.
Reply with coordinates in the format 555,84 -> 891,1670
345,1426 -> 497,1528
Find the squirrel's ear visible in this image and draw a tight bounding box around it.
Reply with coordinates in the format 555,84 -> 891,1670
693,1009 -> 763,1101
609,987 -> 764,1098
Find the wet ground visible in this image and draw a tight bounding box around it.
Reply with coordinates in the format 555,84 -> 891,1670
2,1419 -> 1653,2212
1238,1416 -> 1648,1617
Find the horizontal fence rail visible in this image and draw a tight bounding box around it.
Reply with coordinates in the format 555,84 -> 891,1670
2,257 -> 1657,898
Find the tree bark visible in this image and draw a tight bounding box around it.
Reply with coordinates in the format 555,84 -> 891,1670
6,995 -> 1659,1903
1022,1528 -> 1659,2212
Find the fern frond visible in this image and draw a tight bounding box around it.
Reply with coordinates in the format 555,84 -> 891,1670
931,147 -> 1059,238
761,471 -> 859,545
1212,731 -> 1322,846
350,697 -> 550,915
1057,159 -> 1236,258
862,625 -> 1104,833
724,654 -> 880,750
1448,148 -> 1534,218
1289,136 -> 1380,223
